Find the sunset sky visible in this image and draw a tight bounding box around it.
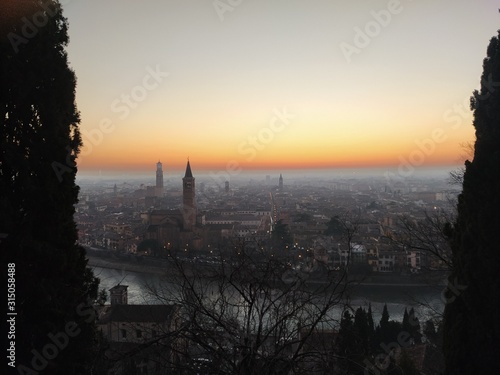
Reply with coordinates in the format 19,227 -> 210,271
62,0 -> 499,175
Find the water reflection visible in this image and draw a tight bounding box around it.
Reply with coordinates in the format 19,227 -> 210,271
92,266 -> 445,323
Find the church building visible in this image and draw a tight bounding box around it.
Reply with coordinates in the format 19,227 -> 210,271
144,160 -> 203,251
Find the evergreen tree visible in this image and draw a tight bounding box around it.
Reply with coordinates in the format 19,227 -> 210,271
380,304 -> 390,329
367,303 -> 375,334
353,307 -> 370,355
378,303 -> 391,343
407,308 -> 421,344
367,303 -> 377,352
338,310 -> 357,373
0,2 -> 99,374
423,320 -> 437,344
443,29 -> 500,374
402,308 -> 410,333
376,304 -> 403,347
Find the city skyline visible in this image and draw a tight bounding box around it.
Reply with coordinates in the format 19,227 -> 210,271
61,0 -> 499,173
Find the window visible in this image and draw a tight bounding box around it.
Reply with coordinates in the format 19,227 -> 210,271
120,329 -> 127,339
136,329 -> 142,338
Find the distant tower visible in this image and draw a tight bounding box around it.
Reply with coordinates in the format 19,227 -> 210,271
156,161 -> 164,197
182,160 -> 197,230
279,174 -> 283,191
113,183 -> 117,196
225,181 -> 229,193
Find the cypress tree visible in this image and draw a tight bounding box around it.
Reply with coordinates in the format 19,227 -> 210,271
0,1 -> 99,374
380,304 -> 390,328
367,303 -> 375,334
423,320 -> 437,344
353,307 -> 370,355
443,29 -> 500,373
338,310 -> 357,373
367,303 -> 377,353
408,307 -> 421,344
379,304 -> 390,343
402,308 -> 410,333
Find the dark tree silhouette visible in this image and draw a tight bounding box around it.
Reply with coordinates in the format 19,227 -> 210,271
353,307 -> 370,357
338,311 -> 353,367
443,29 -> 500,373
423,320 -> 437,344
380,304 -> 390,331
147,243 -> 350,374
0,1 -> 99,374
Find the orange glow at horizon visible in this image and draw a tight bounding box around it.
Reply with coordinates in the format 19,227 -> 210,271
77,112 -> 475,172
77,133 -> 473,172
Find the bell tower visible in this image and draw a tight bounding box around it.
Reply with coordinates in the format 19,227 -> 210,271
182,160 -> 196,230
156,161 -> 164,197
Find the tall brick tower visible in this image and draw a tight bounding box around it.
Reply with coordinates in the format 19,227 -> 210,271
155,161 -> 164,197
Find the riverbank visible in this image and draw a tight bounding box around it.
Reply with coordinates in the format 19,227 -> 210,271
87,254 -> 167,275
86,250 -> 447,287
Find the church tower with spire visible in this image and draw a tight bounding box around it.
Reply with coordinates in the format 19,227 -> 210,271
182,160 -> 197,230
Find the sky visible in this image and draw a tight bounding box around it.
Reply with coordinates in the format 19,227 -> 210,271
60,0 -> 499,175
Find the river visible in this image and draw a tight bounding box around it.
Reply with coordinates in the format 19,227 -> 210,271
90,263 -> 445,324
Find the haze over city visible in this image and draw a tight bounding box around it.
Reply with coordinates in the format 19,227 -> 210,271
4,0 -> 500,373
63,0 -> 499,175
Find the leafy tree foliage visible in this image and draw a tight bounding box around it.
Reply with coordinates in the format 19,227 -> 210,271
0,1 -> 99,373
443,29 -> 500,374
